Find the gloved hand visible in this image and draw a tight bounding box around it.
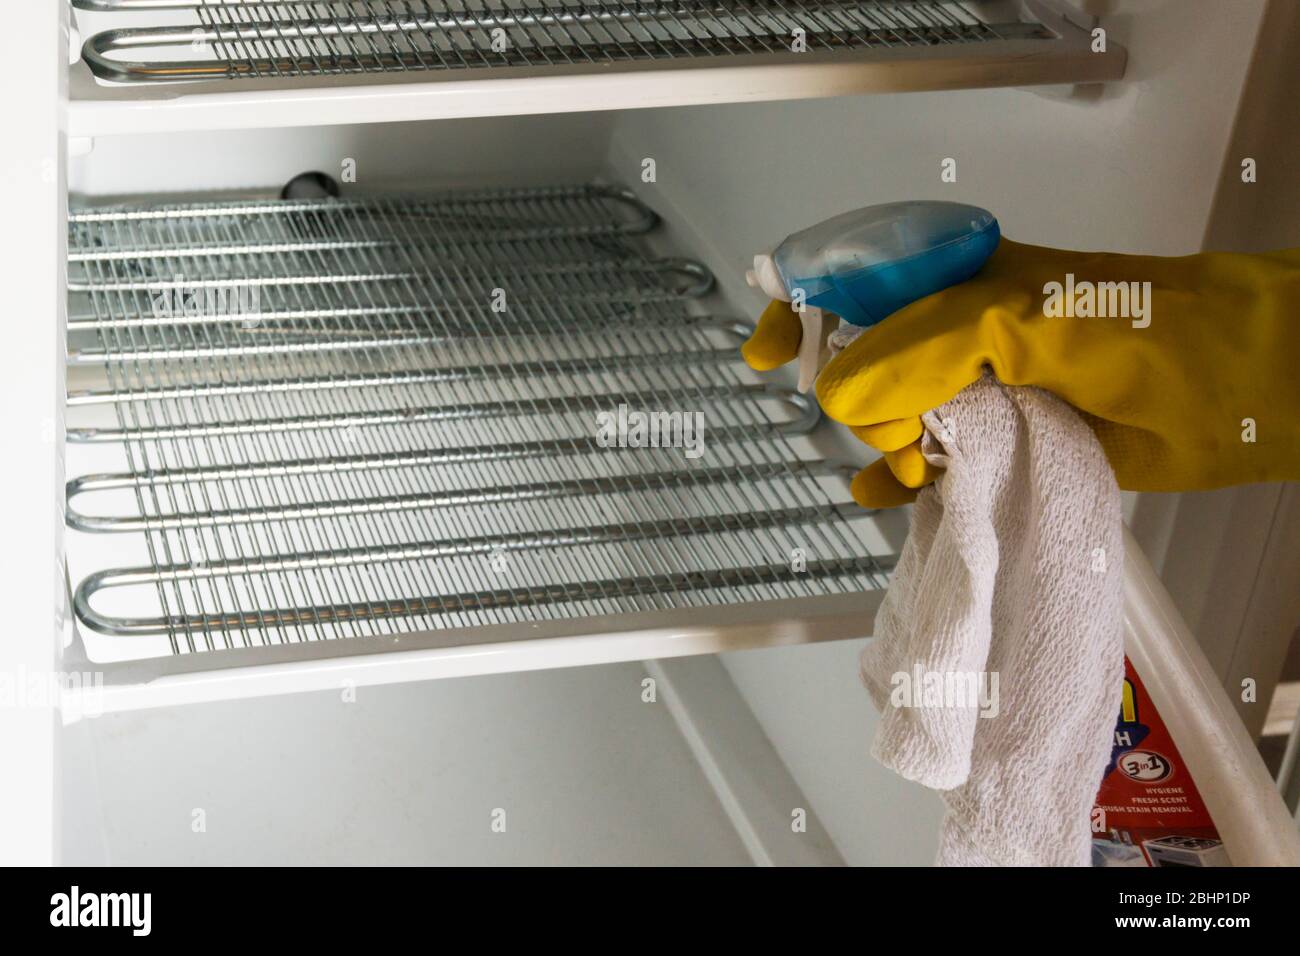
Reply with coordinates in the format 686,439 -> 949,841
744,239 -> 1300,508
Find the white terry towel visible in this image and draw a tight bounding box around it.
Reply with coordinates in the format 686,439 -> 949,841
860,373 -> 1125,866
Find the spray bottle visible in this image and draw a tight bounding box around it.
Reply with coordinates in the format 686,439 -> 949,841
746,200 -> 1000,391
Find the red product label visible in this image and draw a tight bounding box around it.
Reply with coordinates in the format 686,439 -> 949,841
1090,658 -> 1228,867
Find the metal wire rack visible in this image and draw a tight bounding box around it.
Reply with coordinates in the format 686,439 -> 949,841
74,0 -> 1046,83
66,184 -> 890,654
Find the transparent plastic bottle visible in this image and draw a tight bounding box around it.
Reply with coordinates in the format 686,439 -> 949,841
750,200 -> 1000,328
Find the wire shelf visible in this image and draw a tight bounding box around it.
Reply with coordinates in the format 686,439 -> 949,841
75,0 -> 1045,83
66,184 -> 890,653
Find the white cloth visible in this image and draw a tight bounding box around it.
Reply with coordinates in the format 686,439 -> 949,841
860,373 -> 1125,866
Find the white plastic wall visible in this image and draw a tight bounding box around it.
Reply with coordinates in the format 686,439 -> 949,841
61,663 -> 756,865
70,113 -> 615,198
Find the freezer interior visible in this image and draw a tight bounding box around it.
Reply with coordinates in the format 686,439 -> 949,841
61,108 -> 938,864
57,2 -> 1300,863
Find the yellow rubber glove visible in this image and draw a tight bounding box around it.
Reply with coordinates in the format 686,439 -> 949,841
745,239 -> 1300,508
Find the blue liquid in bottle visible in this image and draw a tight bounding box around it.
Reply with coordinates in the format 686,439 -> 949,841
772,201 -> 1000,328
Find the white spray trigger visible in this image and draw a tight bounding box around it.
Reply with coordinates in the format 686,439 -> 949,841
796,306 -> 839,394
746,252 -> 834,392
748,253 -> 788,301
